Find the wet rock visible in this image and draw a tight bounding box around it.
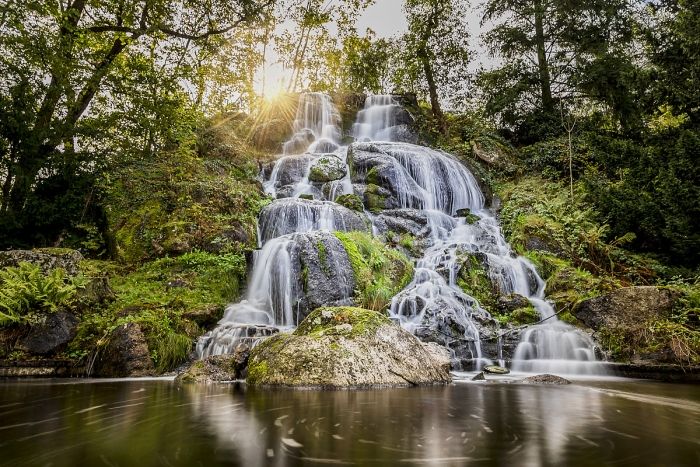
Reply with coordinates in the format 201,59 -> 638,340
455,208 -> 480,224
372,209 -> 431,239
0,249 -> 84,276
498,294 -> 531,313
483,365 -> 510,375
310,140 -> 339,154
16,312 -> 79,355
348,143 -> 424,210
182,304 -> 224,329
92,322 -> 155,377
247,307 -> 451,388
270,154 -> 314,188
309,155 -> 346,182
384,124 -> 418,144
472,371 -> 486,381
521,374 -> 572,385
283,129 -> 315,154
258,198 -> 369,243
294,232 -> 357,318
523,234 -> 563,256
175,344 -> 250,383
298,193 -> 314,200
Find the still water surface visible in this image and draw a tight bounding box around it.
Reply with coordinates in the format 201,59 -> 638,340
1,376 -> 698,466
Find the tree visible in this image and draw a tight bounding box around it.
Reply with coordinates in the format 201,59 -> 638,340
0,0 -> 274,246
479,0 -> 635,135
396,0 -> 470,122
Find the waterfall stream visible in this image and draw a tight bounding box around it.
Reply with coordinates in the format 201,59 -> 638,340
196,93 -> 604,375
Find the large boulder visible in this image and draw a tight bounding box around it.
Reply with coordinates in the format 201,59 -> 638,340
573,287 -> 678,330
0,249 -> 84,276
16,312 -> 79,355
372,209 -> 432,239
247,307 -> 452,388
308,155 -> 346,183
92,322 -> 155,377
266,154 -> 314,194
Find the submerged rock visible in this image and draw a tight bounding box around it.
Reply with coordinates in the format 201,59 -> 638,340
521,374 -> 572,385
246,307 -> 452,388
176,344 -> 250,383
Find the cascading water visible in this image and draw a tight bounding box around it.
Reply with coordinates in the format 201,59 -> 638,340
199,92 -> 604,376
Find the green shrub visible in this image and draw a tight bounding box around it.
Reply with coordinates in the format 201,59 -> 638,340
0,262 -> 86,325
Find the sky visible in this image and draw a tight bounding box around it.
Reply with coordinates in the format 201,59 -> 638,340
259,0 -> 488,96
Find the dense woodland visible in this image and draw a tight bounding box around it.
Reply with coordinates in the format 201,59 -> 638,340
0,0 -> 698,371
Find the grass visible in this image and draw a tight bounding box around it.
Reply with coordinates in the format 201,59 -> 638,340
334,231 -> 413,311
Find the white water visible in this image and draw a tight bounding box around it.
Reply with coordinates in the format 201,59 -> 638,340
199,93 -> 603,375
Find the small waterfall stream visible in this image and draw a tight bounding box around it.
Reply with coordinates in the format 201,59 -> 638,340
197,93 -> 604,375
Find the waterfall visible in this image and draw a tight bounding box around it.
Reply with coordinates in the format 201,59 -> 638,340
198,92 -> 603,376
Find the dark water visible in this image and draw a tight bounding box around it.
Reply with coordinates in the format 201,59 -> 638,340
1,376 -> 698,466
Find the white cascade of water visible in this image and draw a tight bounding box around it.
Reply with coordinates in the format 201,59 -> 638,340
283,92 -> 341,155
357,97 -> 603,375
353,95 -> 401,142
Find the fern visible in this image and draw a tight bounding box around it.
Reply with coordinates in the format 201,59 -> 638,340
0,262 -> 86,326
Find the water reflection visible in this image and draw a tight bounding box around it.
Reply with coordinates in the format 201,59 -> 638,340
0,378 -> 698,466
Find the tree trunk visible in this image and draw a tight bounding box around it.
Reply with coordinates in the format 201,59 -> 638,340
419,48 -> 443,123
534,0 -> 553,112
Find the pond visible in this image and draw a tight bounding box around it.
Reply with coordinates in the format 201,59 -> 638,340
1,375 -> 698,466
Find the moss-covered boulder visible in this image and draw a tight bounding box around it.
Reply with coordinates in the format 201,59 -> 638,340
0,249 -> 84,276
308,155 -> 346,183
247,307 -> 452,388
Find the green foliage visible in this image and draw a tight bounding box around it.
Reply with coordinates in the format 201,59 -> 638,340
493,306 -> 540,326
456,254 -> 497,312
0,263 -> 86,326
498,176 -> 669,283
334,231 -> 413,311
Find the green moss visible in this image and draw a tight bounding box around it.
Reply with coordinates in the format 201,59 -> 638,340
334,231 -> 413,311
364,184 -> 388,213
247,359 -> 270,385
456,254 -> 497,312
295,306 -> 390,338
335,194 -> 364,212
317,241 -> 330,275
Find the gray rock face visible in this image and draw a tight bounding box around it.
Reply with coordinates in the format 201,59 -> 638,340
269,154 -> 313,193
293,232 -> 357,318
498,294 -> 531,313
384,124 -> 418,144
0,249 -> 84,276
573,286 -> 678,331
16,312 -> 79,355
372,209 -> 432,238
521,374 -> 572,385
348,143 -> 424,210
176,344 -> 250,383
422,341 -> 453,373
309,154 -> 346,182
247,307 -> 452,388
92,322 -> 155,377
258,198 -> 369,244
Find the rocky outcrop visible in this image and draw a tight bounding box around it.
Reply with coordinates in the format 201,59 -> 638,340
257,198 -> 369,243
247,307 -> 452,388
0,249 -> 84,276
16,312 -> 79,355
372,209 -> 432,239
176,344 -> 250,383
267,154 -> 314,194
573,286 -> 678,330
308,154 -> 346,182
92,322 -> 155,377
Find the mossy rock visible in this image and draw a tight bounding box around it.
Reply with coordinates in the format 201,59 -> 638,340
335,194 -> 364,212
246,307 -> 451,388
308,155 -> 346,183
364,184 -> 389,213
